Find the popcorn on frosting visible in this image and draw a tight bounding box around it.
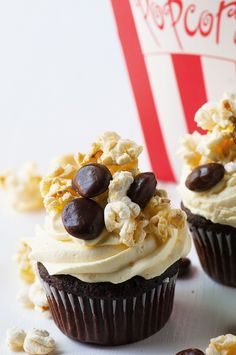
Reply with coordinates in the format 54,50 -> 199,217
206,334 -> 236,355
40,164 -> 77,215
82,131 -> 143,166
105,171 -> 186,247
40,132 -> 142,215
196,92 -> 236,132
0,162 -> 43,212
105,171 -> 147,246
38,132 -> 186,248
179,92 -> 236,169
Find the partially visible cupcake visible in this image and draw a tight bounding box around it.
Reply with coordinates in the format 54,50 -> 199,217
26,132 -> 190,345
179,92 -> 236,287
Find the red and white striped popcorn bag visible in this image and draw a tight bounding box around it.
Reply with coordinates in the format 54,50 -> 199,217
111,0 -> 236,182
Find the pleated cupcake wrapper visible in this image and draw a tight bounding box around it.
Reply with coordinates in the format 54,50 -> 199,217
40,274 -> 177,345
189,224 -> 236,287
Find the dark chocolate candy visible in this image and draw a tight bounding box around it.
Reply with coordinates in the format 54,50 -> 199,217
127,172 -> 157,209
178,257 -> 192,278
62,198 -> 104,240
72,163 -> 112,198
185,163 -> 224,192
176,349 -> 204,355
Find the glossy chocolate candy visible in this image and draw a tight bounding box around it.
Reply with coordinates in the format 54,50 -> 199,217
127,172 -> 157,209
178,257 -> 192,278
185,163 -> 225,192
176,349 -> 204,355
72,163 -> 112,198
62,198 -> 104,240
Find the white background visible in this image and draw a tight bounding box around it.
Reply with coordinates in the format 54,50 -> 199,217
0,1 -> 235,355
0,0 -> 150,173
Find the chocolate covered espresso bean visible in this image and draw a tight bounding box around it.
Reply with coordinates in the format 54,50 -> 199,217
127,172 -> 157,209
178,257 -> 192,278
62,198 -> 104,240
185,163 -> 225,192
72,163 -> 112,198
176,349 -> 204,355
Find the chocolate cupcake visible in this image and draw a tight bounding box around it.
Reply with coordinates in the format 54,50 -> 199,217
26,132 -> 190,345
179,92 -> 236,287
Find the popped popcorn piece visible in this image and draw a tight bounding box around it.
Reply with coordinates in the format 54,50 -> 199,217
146,208 -> 186,243
15,240 -> 35,284
206,334 -> 236,355
105,170 -> 185,246
224,162 -> 236,173
144,193 -> 171,218
29,280 -> 50,317
40,163 -> 78,215
105,171 -> 149,246
77,132 -> 142,174
0,162 -> 43,212
23,329 -> 56,355
16,286 -> 33,308
196,92 -> 236,132
86,132 -> 142,165
180,93 -> 236,170
6,327 -> 26,351
108,171 -> 134,202
178,132 -> 202,167
197,131 -> 234,162
104,199 -> 148,247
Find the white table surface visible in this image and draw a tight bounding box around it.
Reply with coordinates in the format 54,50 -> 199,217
0,184 -> 235,355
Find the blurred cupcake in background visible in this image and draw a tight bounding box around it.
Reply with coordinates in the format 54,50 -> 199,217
25,132 -> 190,346
179,92 -> 236,287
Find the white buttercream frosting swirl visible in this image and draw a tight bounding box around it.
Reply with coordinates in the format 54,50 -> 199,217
25,132 -> 190,283
27,219 -> 190,283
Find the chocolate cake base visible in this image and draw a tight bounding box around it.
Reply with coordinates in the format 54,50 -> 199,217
182,203 -> 236,287
38,261 -> 179,346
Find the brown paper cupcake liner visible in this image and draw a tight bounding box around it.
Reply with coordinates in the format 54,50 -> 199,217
39,270 -> 178,345
182,204 -> 236,287
190,225 -> 236,287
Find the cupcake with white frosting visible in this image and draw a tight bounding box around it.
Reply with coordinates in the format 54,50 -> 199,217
26,132 -> 190,345
179,92 -> 236,287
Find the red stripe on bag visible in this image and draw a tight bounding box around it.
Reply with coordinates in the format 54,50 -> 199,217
111,0 -> 175,182
171,54 -> 208,133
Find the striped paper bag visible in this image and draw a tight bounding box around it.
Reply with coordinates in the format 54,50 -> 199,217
111,0 -> 236,181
